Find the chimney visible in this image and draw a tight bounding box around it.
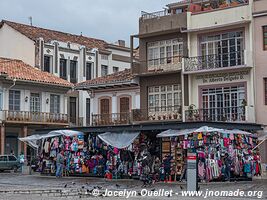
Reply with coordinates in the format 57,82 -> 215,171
118,40 -> 125,47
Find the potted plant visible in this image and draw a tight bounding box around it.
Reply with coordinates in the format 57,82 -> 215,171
241,99 -> 247,121
173,112 -> 178,119
187,104 -> 196,121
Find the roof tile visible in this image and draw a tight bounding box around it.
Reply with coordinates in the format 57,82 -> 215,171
0,57 -> 73,87
2,20 -> 107,50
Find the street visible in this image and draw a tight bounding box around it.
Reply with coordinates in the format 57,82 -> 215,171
0,172 -> 266,200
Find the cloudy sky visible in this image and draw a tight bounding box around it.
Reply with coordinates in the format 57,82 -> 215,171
0,0 -> 176,46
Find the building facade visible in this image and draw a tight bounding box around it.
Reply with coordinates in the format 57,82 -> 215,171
0,20 -> 131,127
0,57 -> 72,157
76,69 -> 140,126
131,0 -> 255,126
253,0 -> 267,162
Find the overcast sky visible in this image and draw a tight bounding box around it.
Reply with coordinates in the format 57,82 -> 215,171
0,0 -> 176,46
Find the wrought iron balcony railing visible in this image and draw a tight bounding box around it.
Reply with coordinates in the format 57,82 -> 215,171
141,10 -> 170,20
92,112 -> 131,126
132,106 -> 182,122
3,110 -> 68,124
184,51 -> 244,72
185,106 -> 246,122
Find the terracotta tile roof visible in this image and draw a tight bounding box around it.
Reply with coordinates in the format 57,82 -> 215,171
2,20 -> 107,50
0,57 -> 73,87
76,68 -> 136,88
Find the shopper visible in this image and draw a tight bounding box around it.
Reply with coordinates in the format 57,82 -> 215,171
163,154 -> 172,182
224,153 -> 232,181
180,158 -> 187,182
56,150 -> 65,178
152,157 -> 161,183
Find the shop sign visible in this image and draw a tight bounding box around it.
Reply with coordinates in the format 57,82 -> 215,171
196,70 -> 249,84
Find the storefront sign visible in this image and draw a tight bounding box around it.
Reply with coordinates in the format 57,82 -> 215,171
196,70 -> 250,84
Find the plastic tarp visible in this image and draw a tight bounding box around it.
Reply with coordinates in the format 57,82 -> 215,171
98,131 -> 140,149
217,129 -> 252,135
18,130 -> 84,149
157,129 -> 197,138
194,126 -> 223,133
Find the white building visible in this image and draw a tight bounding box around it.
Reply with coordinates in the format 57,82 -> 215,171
0,20 -> 131,127
75,69 -> 140,126
0,57 -> 72,157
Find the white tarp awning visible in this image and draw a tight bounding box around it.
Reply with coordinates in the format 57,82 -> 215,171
194,126 -> 223,133
157,129 -> 197,138
98,131 -> 140,149
217,129 -> 252,135
18,130 -> 84,149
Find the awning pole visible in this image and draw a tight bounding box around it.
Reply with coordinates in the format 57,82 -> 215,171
252,138 -> 267,151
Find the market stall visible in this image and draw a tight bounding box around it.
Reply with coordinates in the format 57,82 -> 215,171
157,126 -> 260,182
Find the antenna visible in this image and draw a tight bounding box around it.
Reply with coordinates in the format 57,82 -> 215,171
28,16 -> 32,26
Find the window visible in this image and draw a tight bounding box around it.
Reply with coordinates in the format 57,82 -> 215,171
9,90 -> 20,111
70,60 -> 77,83
86,98 -> 90,125
201,85 -> 246,121
120,97 -> 130,113
44,55 -> 52,72
30,93 -> 40,112
60,59 -> 67,80
263,26 -> 267,50
69,97 -> 77,124
0,90 -> 2,110
148,84 -> 181,112
147,39 -> 183,67
101,65 -> 108,76
265,78 -> 267,105
50,94 -> 60,113
113,66 -> 119,73
0,156 -> 7,161
100,99 -> 110,114
200,31 -> 244,68
86,62 -> 93,80
8,156 -> 17,161
101,54 -> 108,60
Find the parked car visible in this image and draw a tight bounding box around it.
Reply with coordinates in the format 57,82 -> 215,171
0,155 -> 20,172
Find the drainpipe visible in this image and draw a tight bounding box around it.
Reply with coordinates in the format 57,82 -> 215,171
7,78 -> 16,90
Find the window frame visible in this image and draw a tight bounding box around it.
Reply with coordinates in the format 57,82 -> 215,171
70,60 -> 77,83
9,90 -> 21,111
263,26 -> 267,51
44,55 -> 52,73
50,94 -> 60,114
264,78 -> 267,105
101,65 -> 108,77
59,58 -> 67,80
148,84 -> 182,112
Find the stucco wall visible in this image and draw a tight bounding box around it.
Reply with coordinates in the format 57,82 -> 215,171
0,24 -> 35,66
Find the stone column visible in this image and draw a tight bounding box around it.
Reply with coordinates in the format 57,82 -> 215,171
0,125 -> 5,154
21,126 -> 28,163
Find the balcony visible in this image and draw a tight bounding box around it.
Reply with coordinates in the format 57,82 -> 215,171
184,51 -> 245,73
3,110 -> 68,125
184,106 -> 246,122
133,56 -> 183,75
187,1 -> 250,31
132,106 -> 182,122
92,113 -> 131,126
139,10 -> 187,36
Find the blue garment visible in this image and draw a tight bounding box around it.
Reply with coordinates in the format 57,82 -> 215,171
56,163 -> 63,178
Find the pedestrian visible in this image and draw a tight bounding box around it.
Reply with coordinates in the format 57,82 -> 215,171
56,150 -> 65,178
10,150 -> 14,156
152,157 -> 161,183
224,153 -> 232,181
179,158 -> 187,182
